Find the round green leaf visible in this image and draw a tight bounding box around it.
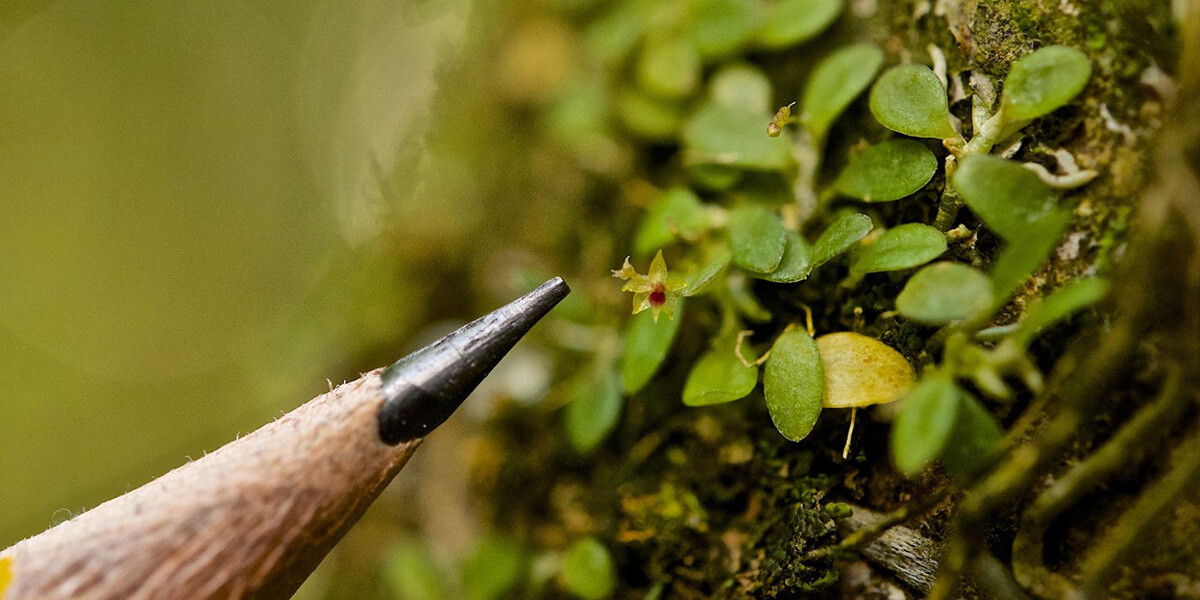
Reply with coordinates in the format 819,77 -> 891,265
1000,45 -> 1092,122
615,87 -> 684,142
682,0 -> 764,59
636,36 -> 701,99
683,338 -> 758,406
764,328 -> 824,441
561,538 -> 617,600
565,372 -> 624,452
462,535 -> 526,600
383,542 -> 447,600
868,64 -> 957,139
953,155 -> 1057,242
801,43 -> 884,140
729,205 -> 786,273
633,187 -> 710,256
620,303 -> 684,394
758,231 -> 812,282
757,0 -> 842,49
682,102 -> 793,170
896,262 -> 994,325
811,212 -> 873,268
851,223 -> 946,274
890,372 -> 962,476
709,63 -> 773,114
939,392 -> 1003,478
835,139 -> 938,202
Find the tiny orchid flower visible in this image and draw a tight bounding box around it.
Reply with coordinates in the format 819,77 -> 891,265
612,250 -> 686,322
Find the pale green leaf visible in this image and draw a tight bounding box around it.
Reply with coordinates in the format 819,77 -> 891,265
868,64 -> 957,139
709,63 -> 772,114
890,372 -> 961,476
383,542 -> 447,600
801,43 -> 884,140
688,163 -> 745,190
953,155 -> 1057,241
764,328 -> 824,441
633,187 -> 710,256
758,231 -> 812,283
682,249 -> 731,296
682,102 -> 793,170
939,392 -> 1003,478
683,337 -> 758,406
835,139 -> 938,202
851,223 -> 946,274
615,87 -> 685,142
1011,277 -> 1108,347
989,209 -> 1072,304
811,212 -> 873,268
565,372 -> 624,452
682,0 -> 764,59
462,535 -> 526,600
562,538 -> 617,600
1000,45 -> 1092,122
621,303 -> 684,394
636,36 -> 701,99
728,271 -> 772,322
757,0 -> 842,49
729,205 -> 786,273
896,262 -> 994,325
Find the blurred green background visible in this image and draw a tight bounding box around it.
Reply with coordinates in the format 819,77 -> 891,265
0,0 -> 529,584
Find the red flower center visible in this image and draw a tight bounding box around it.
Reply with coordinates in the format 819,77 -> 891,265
648,283 -> 667,307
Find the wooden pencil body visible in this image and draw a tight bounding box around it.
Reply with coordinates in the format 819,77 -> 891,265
1,369 -> 417,600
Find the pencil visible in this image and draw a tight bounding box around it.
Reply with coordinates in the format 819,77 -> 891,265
0,277 -> 569,600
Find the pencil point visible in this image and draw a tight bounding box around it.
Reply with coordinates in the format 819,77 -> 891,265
377,277 -> 570,444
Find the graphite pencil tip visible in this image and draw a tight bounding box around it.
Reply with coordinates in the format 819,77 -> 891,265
377,277 -> 570,444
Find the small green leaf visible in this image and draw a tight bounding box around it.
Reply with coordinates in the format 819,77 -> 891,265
729,205 -> 786,273
757,0 -> 842,49
868,64 -> 957,139
383,541 -> 446,600
615,87 -> 685,142
688,163 -> 744,190
683,102 -> 793,170
562,538 -> 617,600
633,187 -> 710,256
565,372 -> 624,452
683,0 -> 764,59
890,372 -> 962,476
816,332 -> 915,408
953,155 -> 1058,241
801,43 -> 884,140
636,36 -> 702,99
710,63 -> 773,114
621,303 -> 684,394
1011,277 -> 1109,347
682,249 -> 731,296
462,535 -> 526,600
758,231 -> 812,283
583,0 -> 662,64
851,223 -> 946,274
896,262 -> 994,325
683,337 -> 758,406
939,392 -> 1003,478
811,212 -> 873,268
728,271 -> 773,322
764,328 -> 825,441
1000,45 -> 1092,122
835,139 -> 938,202
989,209 -> 1072,304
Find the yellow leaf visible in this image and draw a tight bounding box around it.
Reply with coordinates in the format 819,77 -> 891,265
815,332 -> 915,408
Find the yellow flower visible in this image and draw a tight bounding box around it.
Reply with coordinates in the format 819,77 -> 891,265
612,250 -> 687,321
